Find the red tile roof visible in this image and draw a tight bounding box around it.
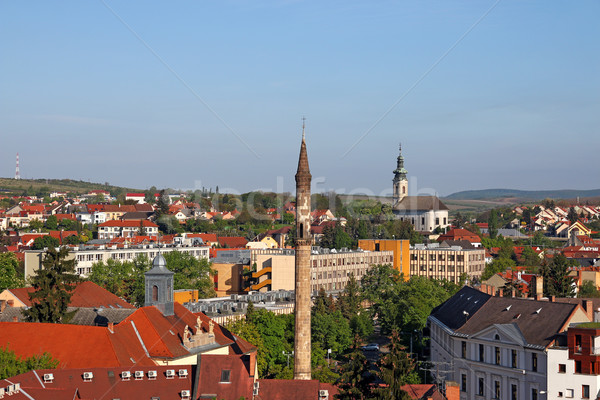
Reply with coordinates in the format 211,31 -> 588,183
5,281 -> 134,309
258,379 -> 338,400
437,228 -> 481,243
217,236 -> 248,248
126,192 -> 145,197
0,322 -> 153,368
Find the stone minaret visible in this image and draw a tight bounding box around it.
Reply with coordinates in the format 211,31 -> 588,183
294,119 -> 312,380
392,143 -> 408,205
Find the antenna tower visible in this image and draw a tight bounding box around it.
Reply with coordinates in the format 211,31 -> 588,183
15,153 -> 21,180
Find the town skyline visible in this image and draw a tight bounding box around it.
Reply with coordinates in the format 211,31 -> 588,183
2,1 -> 599,196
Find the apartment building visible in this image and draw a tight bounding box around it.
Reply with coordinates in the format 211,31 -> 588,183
24,243 -> 210,277
248,247 -> 394,293
409,242 -> 486,282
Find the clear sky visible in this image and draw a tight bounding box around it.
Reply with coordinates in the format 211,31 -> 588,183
1,1 -> 598,197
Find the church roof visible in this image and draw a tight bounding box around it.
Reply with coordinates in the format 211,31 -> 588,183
393,196 -> 449,212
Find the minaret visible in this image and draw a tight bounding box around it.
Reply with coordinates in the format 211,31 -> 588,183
392,143 -> 408,204
294,118 -> 312,380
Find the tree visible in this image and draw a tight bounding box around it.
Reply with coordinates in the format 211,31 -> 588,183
578,280 -> 600,298
375,331 -> 418,400
0,252 -> 24,292
45,215 -> 58,230
31,235 -> 60,250
0,345 -> 59,380
488,209 -> 499,240
335,337 -> 374,400
567,207 -> 578,224
312,310 -> 352,356
23,247 -> 81,323
338,273 -> 362,319
541,253 -> 576,298
163,251 -> 216,298
520,246 -> 541,267
481,257 -> 516,281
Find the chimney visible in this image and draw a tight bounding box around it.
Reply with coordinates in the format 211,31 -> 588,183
535,276 -> 544,297
523,292 -> 528,299
511,289 -> 516,298
445,381 -> 460,400
550,296 -> 556,302
12,316 -> 18,322
0,300 -> 6,313
499,290 -> 503,297
584,300 -> 593,321
108,322 -> 114,333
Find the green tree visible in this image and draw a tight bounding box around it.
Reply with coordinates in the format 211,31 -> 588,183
488,209 -> 499,240
541,253 -> 576,297
338,273 -> 362,319
375,330 -> 418,400
163,251 -> 216,298
481,257 -> 516,281
45,215 -> 58,230
312,287 -> 334,315
578,280 -> 600,298
31,235 -> 60,250
520,246 -> 541,267
0,345 -> 59,380
312,310 -> 352,356
567,207 -> 578,223
335,337 -> 374,400
23,247 -> 81,323
28,219 -> 44,231
0,252 -> 24,291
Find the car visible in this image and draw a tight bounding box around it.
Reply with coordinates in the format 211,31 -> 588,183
361,343 -> 379,352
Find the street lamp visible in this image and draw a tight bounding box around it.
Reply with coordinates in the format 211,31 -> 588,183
327,348 -> 332,364
283,350 -> 294,368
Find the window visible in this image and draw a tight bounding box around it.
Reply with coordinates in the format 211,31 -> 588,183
152,285 -> 159,302
532,353 -> 537,372
512,349 -> 517,368
583,385 -> 590,399
558,363 -> 566,373
531,388 -> 538,400
220,369 -> 231,383
575,360 -> 582,373
436,217 -> 440,225
511,384 -> 517,400
421,217 -> 425,225
478,377 -> 484,396
479,344 -> 484,362
461,341 -> 467,358
461,374 -> 467,392
495,347 -> 501,365
494,381 -> 500,399
576,335 -> 582,353
565,388 -> 574,398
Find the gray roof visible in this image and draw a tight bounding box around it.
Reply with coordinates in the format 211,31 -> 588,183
393,196 -> 449,212
430,286 -> 582,348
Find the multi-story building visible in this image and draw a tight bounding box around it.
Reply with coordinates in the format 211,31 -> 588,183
428,286 -> 593,400
547,320 -> 600,399
97,220 -> 158,240
248,247 -> 394,293
409,242 -> 486,282
358,239 -> 410,276
24,243 -> 210,277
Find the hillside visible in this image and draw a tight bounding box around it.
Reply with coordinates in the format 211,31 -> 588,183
0,177 -> 142,196
445,188 -> 600,201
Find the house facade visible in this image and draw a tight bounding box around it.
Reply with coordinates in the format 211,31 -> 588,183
428,286 -> 591,400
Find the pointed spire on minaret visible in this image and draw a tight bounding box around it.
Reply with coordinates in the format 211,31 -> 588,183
296,118 -> 311,179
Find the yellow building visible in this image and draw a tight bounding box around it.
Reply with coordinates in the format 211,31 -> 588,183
358,239 -> 410,277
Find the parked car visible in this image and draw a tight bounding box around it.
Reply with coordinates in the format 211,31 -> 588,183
361,343 -> 379,352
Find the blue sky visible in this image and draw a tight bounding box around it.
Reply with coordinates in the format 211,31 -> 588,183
1,1 -> 598,197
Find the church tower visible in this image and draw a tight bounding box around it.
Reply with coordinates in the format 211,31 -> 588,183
392,143 -> 408,205
294,119 -> 312,380
145,253 -> 175,316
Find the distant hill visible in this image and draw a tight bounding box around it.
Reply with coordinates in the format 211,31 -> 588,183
0,177 -> 142,196
444,188 -> 600,201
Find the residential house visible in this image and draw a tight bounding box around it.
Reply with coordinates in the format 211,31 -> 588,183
97,220 -> 158,240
